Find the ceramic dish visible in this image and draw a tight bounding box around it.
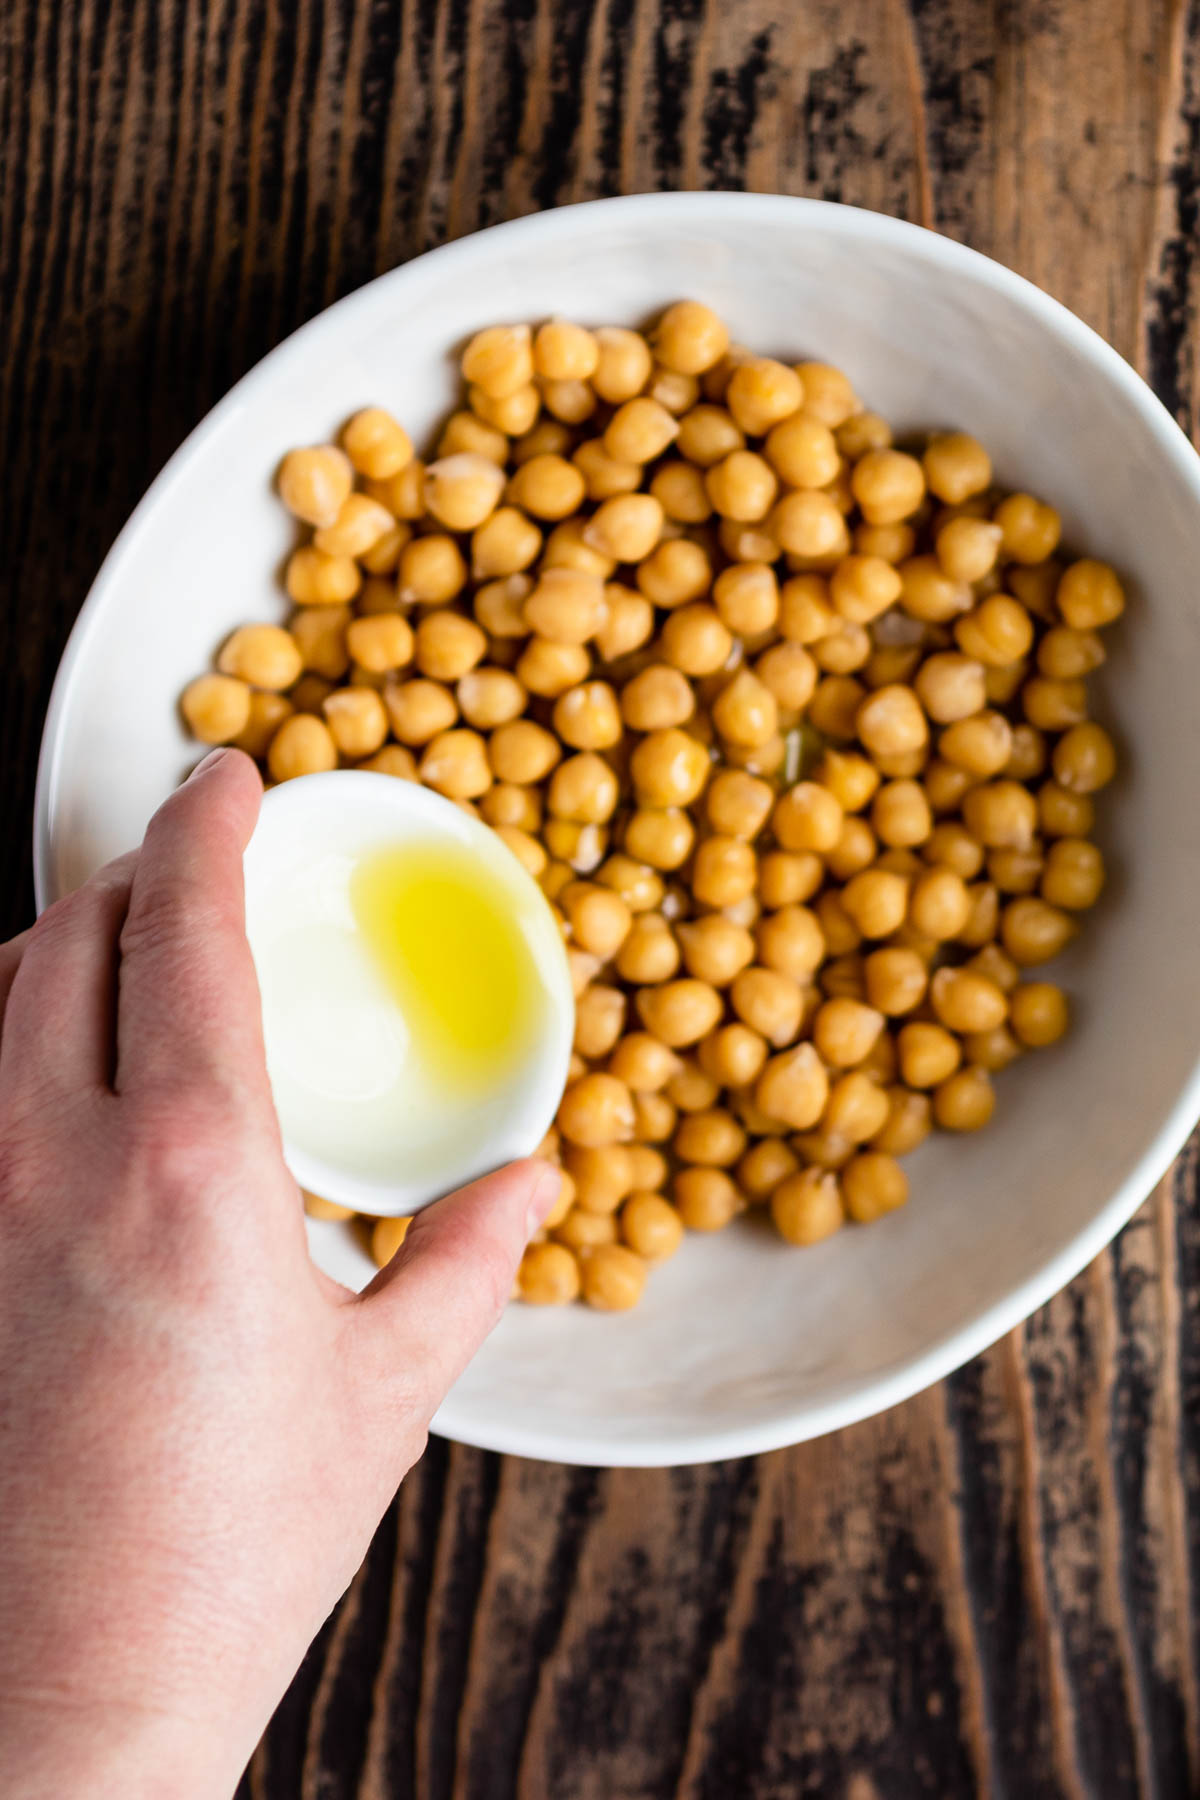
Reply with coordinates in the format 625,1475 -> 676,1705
35,192 -> 1200,1466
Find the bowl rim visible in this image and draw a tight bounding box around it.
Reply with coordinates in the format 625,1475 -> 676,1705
33,191 -> 1200,1467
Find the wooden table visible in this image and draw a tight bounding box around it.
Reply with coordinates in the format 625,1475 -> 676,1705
4,2 -> 1199,1793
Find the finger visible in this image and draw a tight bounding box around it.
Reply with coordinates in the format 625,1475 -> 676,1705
0,926 -> 32,1035
115,749 -> 265,1100
0,855 -> 138,1103
349,1159 -> 561,1415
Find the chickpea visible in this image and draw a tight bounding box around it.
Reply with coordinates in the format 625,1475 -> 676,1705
453,668 -> 524,733
1034,628 -> 1104,684
637,978 -> 723,1047
461,323 -> 533,397
1051,722 -> 1117,794
592,326 -> 653,403
1040,837 -> 1105,911
609,1032 -> 680,1093
632,1091 -> 677,1142
777,574 -> 836,644
987,492 -> 1060,566
922,432 -> 991,504
1000,894 -> 1077,966
1020,676 -> 1087,735
519,569 -> 605,647
825,817 -> 877,883
726,965 -> 800,1047
267,712 -> 337,781
1054,556 -> 1127,629
937,710 -> 1012,779
638,540 -> 713,610
620,1192 -> 684,1263
724,357 -> 803,434
957,1014 -> 1022,1070
285,546 -> 362,606
342,614 -> 412,679
960,780 -> 1038,851
713,562 -> 780,636
957,880 -> 1000,948
896,1020 -> 959,1089
517,1241 -> 581,1305
182,673 -> 253,745
898,555 -> 971,624
278,444 -> 355,526
583,493 -> 664,564
580,1242 -> 647,1310
630,727 -> 710,807
768,489 -> 848,559
751,906 -> 823,983
863,946 -> 928,1016
813,622 -> 871,676
652,300 -> 729,375
911,653 -> 985,726
708,670 -> 776,749
665,1058 -> 720,1115
771,1168 -> 844,1245
601,853 -> 666,913
471,507 -> 543,579
316,686 -> 384,759
289,674 -> 335,715
1038,780 -> 1095,838
826,554 -> 900,626
617,667 -> 691,736
935,516 -> 1002,584
599,397 -> 677,466
285,605 -> 348,682
379,677 -> 452,746
871,1086 -> 932,1157
963,943 -> 1020,993
923,821 -> 985,880
571,983 -> 626,1060
650,459 -> 714,523
953,594 -> 1034,668
398,534 -> 466,604
548,753 -> 619,829
757,852 -> 821,911
652,609 -> 728,683
907,866 -> 971,940
515,638 -> 590,700
419,728 -> 492,800
438,409 -> 509,464
821,1071 -> 889,1145
987,845 -> 1044,895
504,451 -> 586,520
841,1152 -> 909,1224
840,869 -> 908,939
1009,981 -> 1070,1048
572,440 -> 642,506
232,690 -> 294,759
931,1066 -> 995,1132
672,1167 -> 739,1233
696,1021 -> 767,1089
621,807 -> 689,872
871,780 -> 932,849
482,718 -> 556,786
921,760 -> 972,817
672,1108 -> 745,1169
729,1142 -> 793,1208
853,683 -> 927,761
927,967 -> 1006,1035
564,1144 -> 636,1215
561,881 -> 632,958
769,782 -> 841,855
675,403 -> 743,468
752,1042 -> 827,1130
812,996 -> 884,1068
596,584 -> 655,660
704,449 -> 778,523
556,1207 -> 619,1250
808,678 -> 866,746
557,1072 -> 636,1148
851,448 -> 925,525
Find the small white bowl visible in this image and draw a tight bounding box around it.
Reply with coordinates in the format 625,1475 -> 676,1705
33,194 -> 1200,1465
242,770 -> 573,1217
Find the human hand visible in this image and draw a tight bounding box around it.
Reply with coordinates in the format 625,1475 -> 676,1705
0,750 -> 559,1800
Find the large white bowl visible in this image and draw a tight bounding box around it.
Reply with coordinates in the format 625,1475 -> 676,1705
35,193 -> 1200,1467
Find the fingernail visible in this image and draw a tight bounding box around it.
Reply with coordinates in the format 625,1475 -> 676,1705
189,748 -> 229,780
525,1163 -> 562,1236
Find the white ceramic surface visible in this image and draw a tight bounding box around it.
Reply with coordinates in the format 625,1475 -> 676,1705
34,193 -> 1200,1467
242,771 -> 574,1216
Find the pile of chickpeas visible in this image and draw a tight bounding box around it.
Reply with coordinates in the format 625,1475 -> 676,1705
182,302 -> 1122,1313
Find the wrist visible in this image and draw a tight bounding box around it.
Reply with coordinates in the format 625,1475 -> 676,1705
0,1693 -> 248,1800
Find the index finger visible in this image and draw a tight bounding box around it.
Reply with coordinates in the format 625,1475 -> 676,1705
115,749 -> 267,1100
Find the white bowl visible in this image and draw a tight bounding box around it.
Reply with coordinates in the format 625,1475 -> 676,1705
35,193 -> 1200,1467
242,771 -> 573,1216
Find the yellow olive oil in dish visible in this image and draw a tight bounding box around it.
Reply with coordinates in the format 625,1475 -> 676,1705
247,834 -> 552,1188
349,842 -> 539,1093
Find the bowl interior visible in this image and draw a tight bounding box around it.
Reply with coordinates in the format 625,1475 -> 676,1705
38,195 -> 1200,1464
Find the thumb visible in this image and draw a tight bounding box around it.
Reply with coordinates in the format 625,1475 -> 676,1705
347,1158 -> 561,1416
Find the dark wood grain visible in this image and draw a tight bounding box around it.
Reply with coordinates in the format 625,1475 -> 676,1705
4,2 -> 1200,1794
